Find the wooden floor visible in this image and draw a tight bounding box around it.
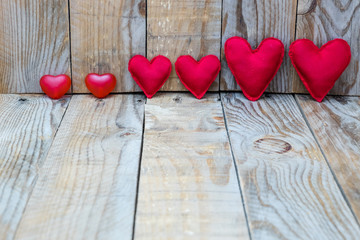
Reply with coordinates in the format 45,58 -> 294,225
1,92 -> 360,240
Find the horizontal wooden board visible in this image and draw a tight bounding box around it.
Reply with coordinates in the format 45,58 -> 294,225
71,0 -> 146,93
0,95 -> 70,239
222,93 -> 360,239
134,93 -> 249,239
147,0 -> 222,91
221,0 -> 297,92
296,94 -> 360,220
294,0 -> 360,95
15,95 -> 145,240
0,0 -> 70,93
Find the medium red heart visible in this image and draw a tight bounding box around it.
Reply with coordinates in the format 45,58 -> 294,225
175,55 -> 220,99
40,74 -> 71,99
128,55 -> 172,98
225,37 -> 284,101
289,39 -> 351,102
85,73 -> 116,98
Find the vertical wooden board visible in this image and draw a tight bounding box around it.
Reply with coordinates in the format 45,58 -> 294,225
221,0 -> 297,92
296,95 -> 360,220
71,0 -> 146,93
0,95 -> 70,239
134,93 -> 249,240
15,95 -> 145,240
221,93 -> 360,239
294,0 -> 360,95
0,0 -> 70,93
147,0 -> 222,91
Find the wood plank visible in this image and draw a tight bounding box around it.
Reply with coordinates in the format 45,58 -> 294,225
221,92 -> 360,239
15,95 -> 145,240
294,0 -> 360,95
221,0 -> 297,92
0,95 -> 70,239
147,0 -> 222,91
134,93 -> 249,239
0,0 -> 70,93
71,0 -> 146,93
296,95 -> 360,220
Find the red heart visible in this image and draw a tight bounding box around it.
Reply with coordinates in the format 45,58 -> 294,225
175,55 -> 220,99
225,37 -> 284,101
289,39 -> 351,102
85,73 -> 117,98
40,74 -> 71,99
128,55 -> 172,98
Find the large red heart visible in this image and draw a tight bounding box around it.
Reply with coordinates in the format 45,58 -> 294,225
289,39 -> 351,102
40,74 -> 71,99
175,55 -> 220,99
128,55 -> 172,98
225,37 -> 284,101
85,73 -> 116,98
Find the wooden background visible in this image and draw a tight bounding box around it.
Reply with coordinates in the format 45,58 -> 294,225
0,0 -> 359,95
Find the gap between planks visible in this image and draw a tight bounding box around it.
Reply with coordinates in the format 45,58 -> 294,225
295,94 -> 360,226
14,94 -> 146,240
221,92 -> 360,239
133,93 -> 249,239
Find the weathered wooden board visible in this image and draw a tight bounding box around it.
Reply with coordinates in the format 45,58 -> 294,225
0,0 -> 70,93
221,93 -> 360,239
71,0 -> 146,93
147,0 -> 222,91
134,93 -> 249,239
296,95 -> 360,220
0,95 -> 70,239
15,95 -> 145,240
221,0 -> 297,92
294,0 -> 360,95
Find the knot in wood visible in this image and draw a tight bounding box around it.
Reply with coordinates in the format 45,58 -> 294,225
253,138 -> 292,154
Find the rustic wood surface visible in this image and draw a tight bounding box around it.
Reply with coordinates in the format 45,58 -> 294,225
70,0 -> 146,93
0,95 -> 70,240
294,0 -> 360,95
221,92 -> 360,239
1,0 -> 360,95
147,0 -> 222,91
15,95 -> 145,240
296,94 -> 360,221
134,93 -> 249,239
0,0 -> 70,93
221,0 -> 297,93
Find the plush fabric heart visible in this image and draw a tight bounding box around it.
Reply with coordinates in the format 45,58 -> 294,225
40,74 -> 71,99
175,55 -> 220,99
85,73 -> 116,98
128,55 -> 172,98
289,39 -> 351,102
225,37 -> 284,101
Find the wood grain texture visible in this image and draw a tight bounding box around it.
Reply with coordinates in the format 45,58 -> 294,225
294,0 -> 360,95
134,93 -> 249,239
221,0 -> 297,92
0,95 -> 70,239
147,0 -> 222,91
15,95 -> 145,240
296,95 -> 360,220
222,92 -> 360,239
0,0 -> 70,93
71,0 -> 146,93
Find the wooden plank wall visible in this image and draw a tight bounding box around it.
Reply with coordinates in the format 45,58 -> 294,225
0,0 -> 359,95
0,0 -> 70,93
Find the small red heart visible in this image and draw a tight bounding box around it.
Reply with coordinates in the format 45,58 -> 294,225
175,55 -> 220,99
85,73 -> 117,98
289,39 -> 351,102
40,74 -> 71,99
225,37 -> 284,101
128,55 -> 172,98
